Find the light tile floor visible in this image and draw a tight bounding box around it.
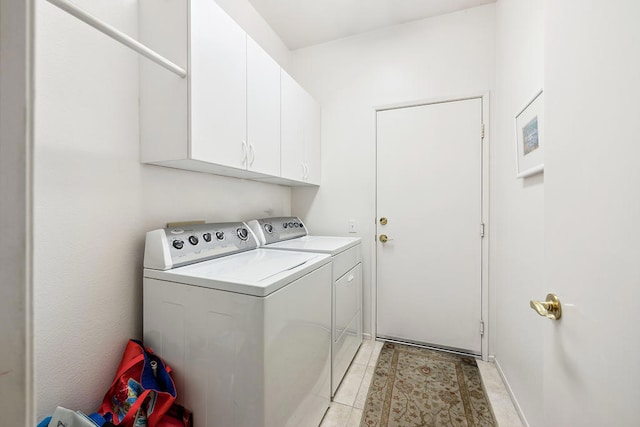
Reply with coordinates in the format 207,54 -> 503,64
476,360 -> 524,427
320,339 -> 523,427
320,339 -> 383,427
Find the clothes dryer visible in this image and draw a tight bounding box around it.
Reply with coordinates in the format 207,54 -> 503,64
143,222 -> 331,427
247,217 -> 362,396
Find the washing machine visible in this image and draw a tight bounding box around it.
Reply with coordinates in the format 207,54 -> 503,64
247,217 -> 362,396
143,222 -> 332,427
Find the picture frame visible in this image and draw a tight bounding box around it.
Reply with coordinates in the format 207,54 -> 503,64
515,90 -> 544,178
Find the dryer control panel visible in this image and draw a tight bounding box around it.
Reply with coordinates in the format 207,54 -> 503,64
247,217 -> 308,245
144,222 -> 258,270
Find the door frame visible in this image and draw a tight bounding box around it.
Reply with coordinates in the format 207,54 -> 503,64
370,92 -> 491,360
0,0 -> 35,423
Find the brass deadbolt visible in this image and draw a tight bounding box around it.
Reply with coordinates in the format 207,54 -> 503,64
380,217 -> 388,225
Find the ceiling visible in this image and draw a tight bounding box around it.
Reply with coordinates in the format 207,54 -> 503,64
247,0 -> 497,50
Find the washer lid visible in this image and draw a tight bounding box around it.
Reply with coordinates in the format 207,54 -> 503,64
144,249 -> 331,297
265,235 -> 361,256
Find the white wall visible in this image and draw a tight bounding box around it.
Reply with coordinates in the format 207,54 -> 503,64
0,0 -> 33,424
290,5 -> 495,337
490,0 -> 544,425
33,0 -> 291,419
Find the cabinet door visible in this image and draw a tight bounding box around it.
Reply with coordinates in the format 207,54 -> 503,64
304,95 -> 321,185
190,0 -> 247,169
247,37 -> 281,176
280,71 -> 305,181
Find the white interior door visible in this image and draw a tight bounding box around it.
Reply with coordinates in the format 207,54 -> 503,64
542,1 -> 640,424
376,98 -> 484,354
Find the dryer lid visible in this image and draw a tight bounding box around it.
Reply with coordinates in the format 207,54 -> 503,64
144,249 -> 330,297
264,235 -> 361,255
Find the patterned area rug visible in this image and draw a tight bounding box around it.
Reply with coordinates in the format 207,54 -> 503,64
360,342 -> 495,427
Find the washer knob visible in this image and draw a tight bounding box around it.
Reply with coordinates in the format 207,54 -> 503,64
283,222 -> 288,229
237,228 -> 249,241
215,231 -> 225,240
203,232 -> 212,242
188,235 -> 199,245
172,239 -> 184,250
288,222 -> 294,228
264,223 -> 274,234
294,222 -> 299,228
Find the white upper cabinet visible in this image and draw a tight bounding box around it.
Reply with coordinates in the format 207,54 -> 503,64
190,0 -> 246,169
247,37 -> 281,177
139,0 -> 319,185
281,71 -> 321,185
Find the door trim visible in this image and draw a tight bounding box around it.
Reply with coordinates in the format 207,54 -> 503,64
371,92 -> 491,360
0,0 -> 35,423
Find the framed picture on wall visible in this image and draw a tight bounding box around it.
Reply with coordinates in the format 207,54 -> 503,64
515,90 -> 544,178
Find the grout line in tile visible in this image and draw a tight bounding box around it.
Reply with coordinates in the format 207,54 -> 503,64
333,362 -> 367,406
320,402 -> 352,427
353,364 -> 375,409
346,407 -> 363,427
323,339 -> 385,426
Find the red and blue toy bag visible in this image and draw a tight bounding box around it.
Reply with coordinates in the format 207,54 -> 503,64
98,339 -> 176,427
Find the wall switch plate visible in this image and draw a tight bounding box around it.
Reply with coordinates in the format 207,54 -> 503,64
348,220 -> 357,233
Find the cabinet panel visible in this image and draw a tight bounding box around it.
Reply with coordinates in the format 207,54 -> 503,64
281,71 -> 321,184
247,37 -> 281,176
281,71 -> 305,181
190,0 -> 246,169
305,95 -> 321,185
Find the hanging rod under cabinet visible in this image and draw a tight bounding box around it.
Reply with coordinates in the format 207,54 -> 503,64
46,0 -> 187,78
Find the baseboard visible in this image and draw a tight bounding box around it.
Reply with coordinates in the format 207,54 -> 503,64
493,357 -> 530,427
363,332 -> 373,341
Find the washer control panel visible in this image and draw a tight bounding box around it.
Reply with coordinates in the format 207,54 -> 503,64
144,222 -> 258,270
247,217 -> 308,245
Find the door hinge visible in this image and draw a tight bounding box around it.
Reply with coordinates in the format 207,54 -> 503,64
480,222 -> 485,238
479,320 -> 485,336
481,123 -> 485,140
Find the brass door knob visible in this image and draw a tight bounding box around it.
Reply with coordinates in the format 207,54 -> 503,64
530,293 -> 562,320
379,234 -> 389,243
380,217 -> 388,225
